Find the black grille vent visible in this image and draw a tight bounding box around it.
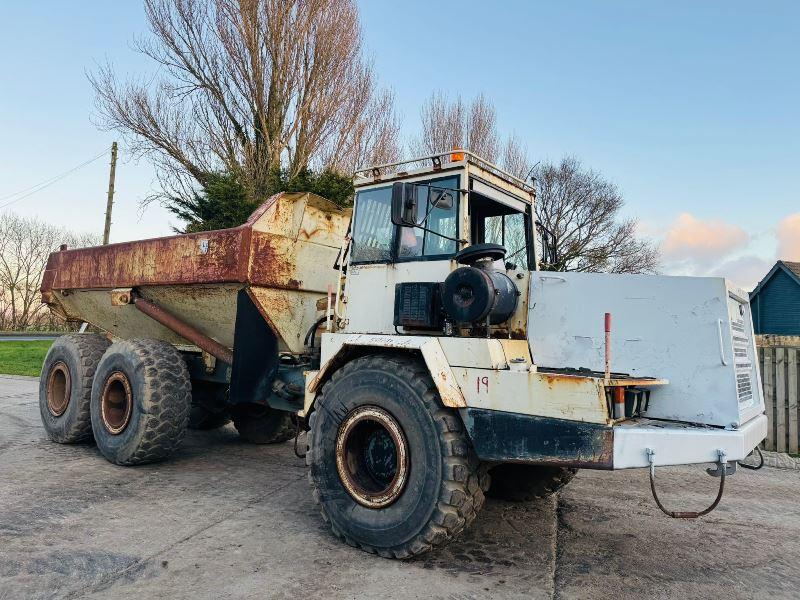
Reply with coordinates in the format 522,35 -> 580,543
394,283 -> 443,330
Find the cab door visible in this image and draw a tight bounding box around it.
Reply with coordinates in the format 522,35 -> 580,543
343,175 -> 461,334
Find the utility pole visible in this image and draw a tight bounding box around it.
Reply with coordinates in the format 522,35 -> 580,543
102,142 -> 118,245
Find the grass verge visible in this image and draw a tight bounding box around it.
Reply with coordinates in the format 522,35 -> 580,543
0,340 -> 53,377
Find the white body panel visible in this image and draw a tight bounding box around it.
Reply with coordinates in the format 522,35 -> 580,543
613,414 -> 767,468
528,272 -> 764,427
453,367 -> 609,423
344,261 -> 450,334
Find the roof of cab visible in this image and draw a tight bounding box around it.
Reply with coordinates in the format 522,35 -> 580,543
353,150 -> 535,203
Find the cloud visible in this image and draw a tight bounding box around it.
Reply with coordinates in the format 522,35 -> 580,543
709,255 -> 772,291
777,213 -> 800,261
661,213 -> 748,266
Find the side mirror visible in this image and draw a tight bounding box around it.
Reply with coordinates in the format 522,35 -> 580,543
430,189 -> 454,210
391,182 -> 418,226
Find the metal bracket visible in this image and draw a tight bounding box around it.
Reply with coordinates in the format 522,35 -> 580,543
706,460 -> 736,477
646,448 -> 726,519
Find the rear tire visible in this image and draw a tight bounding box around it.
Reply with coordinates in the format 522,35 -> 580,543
39,334 -> 110,443
188,381 -> 230,430
90,339 -> 191,466
231,403 -> 294,444
487,464 -> 577,501
189,405 -> 231,430
307,354 -> 489,558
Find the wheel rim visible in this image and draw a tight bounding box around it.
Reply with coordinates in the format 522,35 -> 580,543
335,406 -> 409,508
46,361 -> 71,417
101,371 -> 133,435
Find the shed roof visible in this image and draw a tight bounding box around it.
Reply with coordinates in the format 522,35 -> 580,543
750,260 -> 800,299
784,261 -> 800,278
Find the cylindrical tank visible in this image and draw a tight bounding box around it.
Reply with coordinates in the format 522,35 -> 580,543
442,265 -> 519,325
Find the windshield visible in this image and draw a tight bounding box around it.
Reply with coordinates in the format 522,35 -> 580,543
351,176 -> 460,263
350,186 -> 394,262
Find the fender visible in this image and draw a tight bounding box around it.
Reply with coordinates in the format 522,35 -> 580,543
304,333 -> 466,414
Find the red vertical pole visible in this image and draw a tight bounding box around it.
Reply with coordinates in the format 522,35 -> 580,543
613,386 -> 626,420
604,312 -> 611,380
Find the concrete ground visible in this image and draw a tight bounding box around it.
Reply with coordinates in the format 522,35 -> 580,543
1,374 -> 798,600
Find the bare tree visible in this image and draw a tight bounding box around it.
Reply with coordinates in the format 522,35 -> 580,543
535,156 -> 659,274
318,86 -> 401,173
415,93 -> 496,159
413,92 -> 530,176
0,214 -> 98,331
501,134 -> 532,180
414,95 -> 656,273
89,0 -> 400,205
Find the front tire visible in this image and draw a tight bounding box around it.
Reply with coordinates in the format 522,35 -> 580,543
39,334 -> 110,443
307,354 -> 488,558
90,339 -> 191,466
487,464 -> 577,501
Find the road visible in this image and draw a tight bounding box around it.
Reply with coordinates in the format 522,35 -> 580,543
1,374 -> 798,600
0,334 -> 60,342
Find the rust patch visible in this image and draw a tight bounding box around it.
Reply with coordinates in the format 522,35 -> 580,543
298,210 -> 338,241
40,265 -> 57,304
245,287 -> 281,338
47,228 -> 247,291
540,373 -> 594,388
248,231 -> 298,289
298,226 -> 325,240
243,193 -> 283,226
110,289 -> 132,306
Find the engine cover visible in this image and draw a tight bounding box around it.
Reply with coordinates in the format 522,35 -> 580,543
442,266 -> 518,325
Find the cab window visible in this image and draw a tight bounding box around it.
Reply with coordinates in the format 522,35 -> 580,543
352,176 -> 459,264
470,193 -> 530,268
397,177 -> 459,259
350,186 -> 394,262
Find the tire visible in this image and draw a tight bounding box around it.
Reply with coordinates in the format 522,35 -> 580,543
90,339 -> 191,466
188,381 -> 230,430
39,334 -> 110,443
307,354 -> 489,559
487,464 -> 578,501
189,405 -> 231,430
231,403 -> 294,444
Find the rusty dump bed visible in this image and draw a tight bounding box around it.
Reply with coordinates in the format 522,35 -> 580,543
41,192 -> 351,354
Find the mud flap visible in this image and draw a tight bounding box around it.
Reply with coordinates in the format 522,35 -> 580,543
229,289 -> 279,406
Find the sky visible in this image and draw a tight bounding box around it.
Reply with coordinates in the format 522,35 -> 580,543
0,1 -> 797,290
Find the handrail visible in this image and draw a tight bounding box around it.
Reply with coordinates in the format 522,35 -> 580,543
717,319 -> 729,366
354,150 -> 535,193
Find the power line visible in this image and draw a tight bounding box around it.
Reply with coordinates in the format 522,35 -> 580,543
0,148 -> 110,211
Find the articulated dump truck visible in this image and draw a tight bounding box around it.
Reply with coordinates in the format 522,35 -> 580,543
40,151 -> 767,558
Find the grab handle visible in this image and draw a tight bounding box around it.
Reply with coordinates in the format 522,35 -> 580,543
717,319 -> 728,366
539,275 -> 566,283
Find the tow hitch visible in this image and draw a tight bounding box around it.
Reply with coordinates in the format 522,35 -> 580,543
646,448 -> 727,518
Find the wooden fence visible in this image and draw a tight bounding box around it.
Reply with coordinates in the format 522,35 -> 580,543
757,336 -> 800,453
